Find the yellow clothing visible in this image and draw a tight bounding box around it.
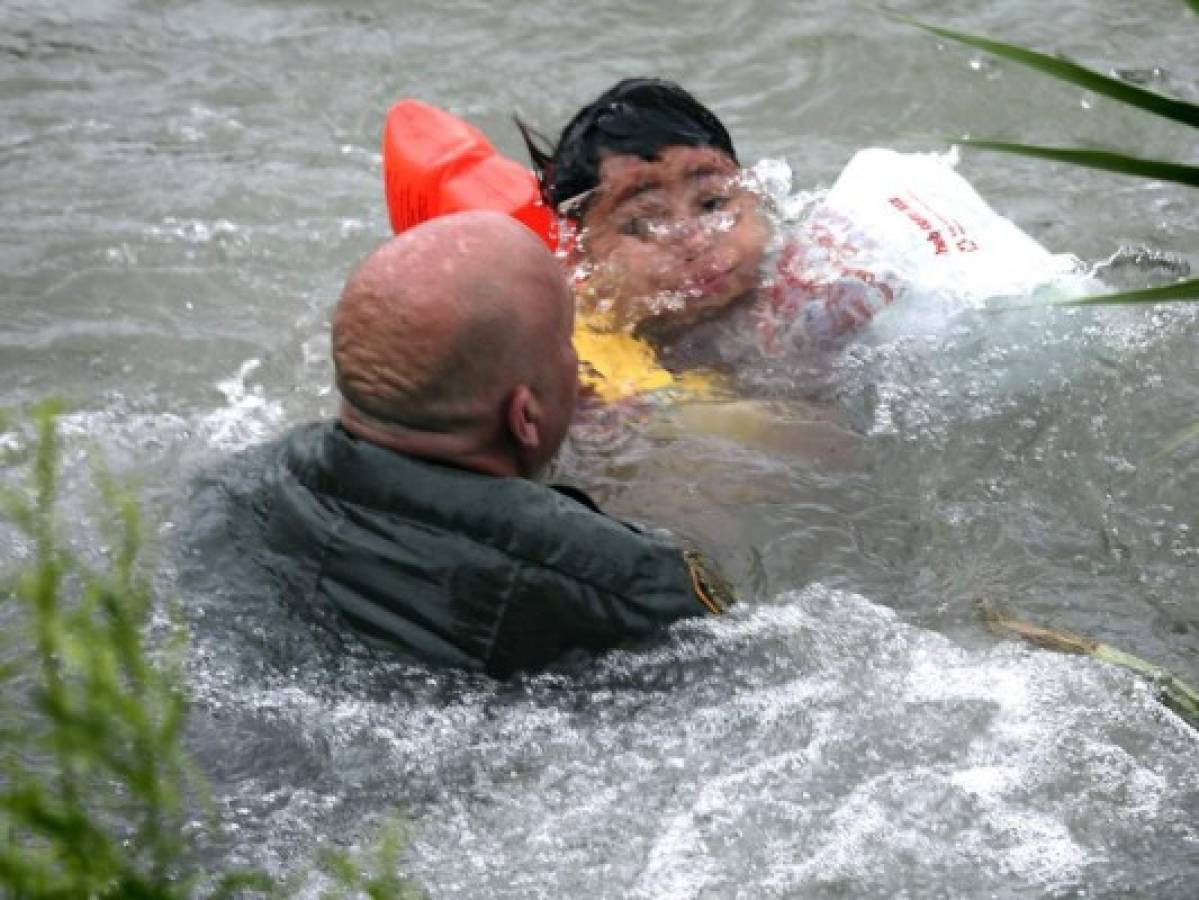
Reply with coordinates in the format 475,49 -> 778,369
573,313 -> 720,404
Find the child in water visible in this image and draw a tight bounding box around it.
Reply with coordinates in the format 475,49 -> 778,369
519,77 -> 894,404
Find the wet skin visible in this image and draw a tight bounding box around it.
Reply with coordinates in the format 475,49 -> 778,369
570,146 -> 770,344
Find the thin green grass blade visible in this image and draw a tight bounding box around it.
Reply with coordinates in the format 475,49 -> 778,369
988,278 -> 1199,312
1190,0 -> 1199,17
1061,277 -> 1199,306
953,138 -> 1199,188
890,13 -> 1199,127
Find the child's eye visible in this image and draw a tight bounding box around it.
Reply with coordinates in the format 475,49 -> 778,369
698,194 -> 730,214
619,216 -> 656,240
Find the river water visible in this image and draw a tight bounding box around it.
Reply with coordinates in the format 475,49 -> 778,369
2,0 -> 1198,896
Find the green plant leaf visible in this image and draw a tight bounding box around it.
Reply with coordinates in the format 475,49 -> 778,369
988,277 -> 1199,311
1061,277 -> 1199,306
890,12 -> 1199,127
951,138 -> 1199,188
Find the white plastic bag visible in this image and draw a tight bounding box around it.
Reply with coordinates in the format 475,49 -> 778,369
756,148 -> 1100,351
817,148 -> 1087,304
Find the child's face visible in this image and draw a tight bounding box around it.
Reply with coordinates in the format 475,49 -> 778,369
570,146 -> 769,337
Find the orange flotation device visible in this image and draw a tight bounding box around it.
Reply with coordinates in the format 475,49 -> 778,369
382,99 -> 556,249
381,100 -> 717,405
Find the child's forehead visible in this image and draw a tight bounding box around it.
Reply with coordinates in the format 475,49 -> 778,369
598,145 -> 737,185
592,146 -> 739,209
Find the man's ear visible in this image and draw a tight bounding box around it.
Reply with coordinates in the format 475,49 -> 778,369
506,384 -> 542,453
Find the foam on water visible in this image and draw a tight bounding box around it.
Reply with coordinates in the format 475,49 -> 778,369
196,358 -> 285,452
8,358 -> 285,472
176,570 -> 1199,898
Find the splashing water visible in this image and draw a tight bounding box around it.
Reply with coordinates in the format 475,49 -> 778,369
4,1 -> 1198,896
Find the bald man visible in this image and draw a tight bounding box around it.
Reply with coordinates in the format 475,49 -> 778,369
263,211 -> 731,678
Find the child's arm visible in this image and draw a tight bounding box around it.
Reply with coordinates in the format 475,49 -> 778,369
647,397 -> 863,467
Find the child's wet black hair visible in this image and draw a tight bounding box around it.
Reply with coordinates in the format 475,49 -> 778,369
517,77 -> 737,221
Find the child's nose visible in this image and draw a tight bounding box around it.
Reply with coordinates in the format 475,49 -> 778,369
669,218 -> 714,259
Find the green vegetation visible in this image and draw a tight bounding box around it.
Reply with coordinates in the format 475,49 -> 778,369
891,1 -> 1199,305
0,404 -> 423,899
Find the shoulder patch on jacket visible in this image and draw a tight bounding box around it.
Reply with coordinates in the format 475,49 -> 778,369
682,549 -> 735,615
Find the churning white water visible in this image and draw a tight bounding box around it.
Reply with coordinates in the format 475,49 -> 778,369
3,0 -> 1198,896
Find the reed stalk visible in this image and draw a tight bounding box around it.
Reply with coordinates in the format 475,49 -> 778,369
983,608 -> 1199,731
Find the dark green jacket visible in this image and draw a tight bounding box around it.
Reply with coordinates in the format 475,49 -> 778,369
262,422 -> 729,677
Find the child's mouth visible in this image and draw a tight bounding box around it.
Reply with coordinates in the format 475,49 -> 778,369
683,265 -> 735,297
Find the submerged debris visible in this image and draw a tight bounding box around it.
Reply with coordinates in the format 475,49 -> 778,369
982,606 -> 1199,731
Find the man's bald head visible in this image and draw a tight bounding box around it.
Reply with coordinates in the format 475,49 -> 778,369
332,211 -> 578,475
